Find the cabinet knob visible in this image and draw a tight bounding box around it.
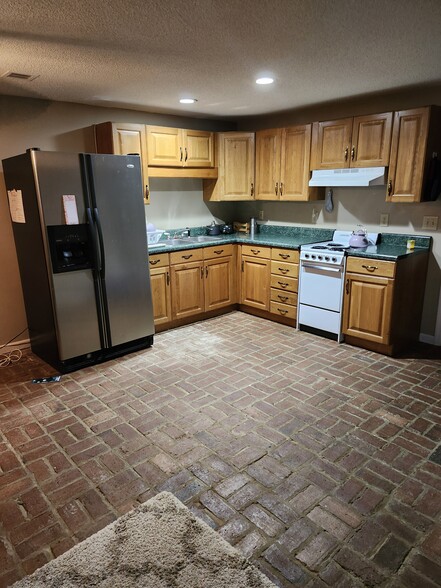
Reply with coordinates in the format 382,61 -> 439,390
387,179 -> 393,196
250,182 -> 254,197
180,147 -> 183,162
145,185 -> 150,199
275,182 -> 278,195
166,271 -> 170,286
344,147 -> 349,161
351,146 -> 355,161
345,278 -> 350,294
185,147 -> 188,162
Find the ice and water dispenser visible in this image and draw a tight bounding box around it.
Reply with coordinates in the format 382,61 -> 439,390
47,225 -> 92,273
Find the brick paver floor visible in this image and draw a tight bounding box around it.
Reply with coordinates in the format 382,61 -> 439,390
1,311 -> 440,587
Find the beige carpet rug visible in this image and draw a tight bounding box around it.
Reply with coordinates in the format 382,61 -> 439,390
13,491 -> 276,587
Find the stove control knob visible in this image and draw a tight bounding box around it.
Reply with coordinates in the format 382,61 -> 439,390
318,255 -> 323,260
325,256 -> 330,262
311,254 -> 316,260
332,257 -> 337,263
304,253 -> 309,259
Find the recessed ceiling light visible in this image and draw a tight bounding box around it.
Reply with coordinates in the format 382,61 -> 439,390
256,77 -> 274,85
179,98 -> 197,104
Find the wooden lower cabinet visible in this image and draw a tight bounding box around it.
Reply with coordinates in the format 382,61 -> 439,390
170,260 -> 205,320
270,248 -> 299,320
240,246 -> 270,310
342,254 -> 428,354
205,255 -> 234,311
149,253 -> 171,326
343,273 -> 394,344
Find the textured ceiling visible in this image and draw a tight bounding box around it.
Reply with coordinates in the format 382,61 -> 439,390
1,0 -> 441,119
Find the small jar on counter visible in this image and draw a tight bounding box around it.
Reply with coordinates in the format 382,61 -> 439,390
406,238 -> 415,250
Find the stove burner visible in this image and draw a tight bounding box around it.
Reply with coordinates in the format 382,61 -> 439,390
329,247 -> 346,251
311,245 -> 327,249
327,242 -> 344,247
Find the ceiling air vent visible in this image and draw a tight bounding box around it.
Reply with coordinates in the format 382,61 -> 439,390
1,71 -> 39,81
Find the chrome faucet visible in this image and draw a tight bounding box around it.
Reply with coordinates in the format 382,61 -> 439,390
174,227 -> 191,238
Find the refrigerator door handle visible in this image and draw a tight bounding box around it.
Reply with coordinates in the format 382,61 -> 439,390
93,207 -> 106,279
86,207 -> 102,272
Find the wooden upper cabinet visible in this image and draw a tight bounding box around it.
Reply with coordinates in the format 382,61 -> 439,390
94,122 -> 150,204
280,125 -> 313,201
204,132 -> 255,201
255,128 -> 282,200
386,106 -> 441,203
311,112 -> 393,169
147,126 -> 214,168
256,125 -> 320,201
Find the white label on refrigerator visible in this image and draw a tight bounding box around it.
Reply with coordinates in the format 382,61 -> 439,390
62,194 -> 79,225
7,189 -> 26,223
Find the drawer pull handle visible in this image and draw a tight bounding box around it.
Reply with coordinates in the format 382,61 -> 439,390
280,182 -> 284,196
182,254 -> 193,260
344,146 -> 349,161
251,249 -> 260,255
277,308 -> 288,315
250,182 -> 254,197
180,147 -> 183,162
351,146 -> 355,161
346,279 -> 349,295
278,281 -> 289,288
387,179 -> 392,196
149,259 -> 160,265
279,253 -> 290,259
275,182 -> 278,195
278,295 -> 288,302
205,266 -> 208,277
166,271 -> 170,286
214,249 -> 224,255
362,264 -> 378,272
278,268 -> 289,274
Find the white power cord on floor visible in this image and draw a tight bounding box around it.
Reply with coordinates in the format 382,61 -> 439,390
0,349 -> 22,367
0,328 -> 27,367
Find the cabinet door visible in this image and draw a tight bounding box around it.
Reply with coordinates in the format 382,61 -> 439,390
184,130 -> 214,168
95,122 -> 150,204
343,273 -> 394,344
255,129 -> 282,200
170,261 -> 204,319
312,118 -> 353,169
224,132 -> 255,200
240,256 -> 270,310
147,126 -> 182,166
280,124 -> 312,201
351,112 -> 393,167
205,256 -> 234,310
150,267 -> 171,325
387,107 -> 430,203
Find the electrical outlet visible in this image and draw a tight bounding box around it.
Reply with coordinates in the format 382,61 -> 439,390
380,213 -> 389,227
422,216 -> 438,230
258,210 -> 264,220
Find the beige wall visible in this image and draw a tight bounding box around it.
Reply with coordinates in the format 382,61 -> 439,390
1,88 -> 441,349
0,96 -> 234,349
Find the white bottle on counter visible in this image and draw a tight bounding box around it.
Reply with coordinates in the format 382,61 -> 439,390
250,217 -> 257,238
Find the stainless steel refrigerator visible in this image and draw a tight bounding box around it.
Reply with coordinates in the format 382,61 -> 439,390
3,149 -> 154,372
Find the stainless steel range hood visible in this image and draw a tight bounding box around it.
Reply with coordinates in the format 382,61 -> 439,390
309,167 -> 386,187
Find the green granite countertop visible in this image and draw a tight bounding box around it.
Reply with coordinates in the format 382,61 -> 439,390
148,226 -> 431,261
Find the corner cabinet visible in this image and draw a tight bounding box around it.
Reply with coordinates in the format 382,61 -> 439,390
311,112 -> 393,169
255,125 -> 323,201
94,122 -> 150,204
343,253 -> 429,355
386,106 -> 441,203
147,126 -> 215,168
204,132 -> 255,201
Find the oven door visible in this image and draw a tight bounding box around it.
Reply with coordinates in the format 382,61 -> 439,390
299,260 -> 345,311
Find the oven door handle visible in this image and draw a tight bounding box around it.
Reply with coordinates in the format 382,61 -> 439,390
301,263 -> 343,273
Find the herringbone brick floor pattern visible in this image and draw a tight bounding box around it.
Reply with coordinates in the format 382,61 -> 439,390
1,311 -> 440,587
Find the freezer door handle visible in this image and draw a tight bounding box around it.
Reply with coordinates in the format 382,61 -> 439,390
86,207 -> 102,272
93,207 -> 106,278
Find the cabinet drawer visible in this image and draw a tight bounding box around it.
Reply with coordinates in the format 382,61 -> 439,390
346,257 -> 396,278
204,244 -> 234,260
148,253 -> 169,269
170,248 -> 203,264
270,260 -> 299,278
271,289 -> 297,306
270,301 -> 297,319
270,275 -> 298,292
242,245 -> 270,259
271,248 -> 299,263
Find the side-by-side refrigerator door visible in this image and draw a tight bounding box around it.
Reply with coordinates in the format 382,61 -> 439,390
84,153 -> 154,346
33,151 -> 102,360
